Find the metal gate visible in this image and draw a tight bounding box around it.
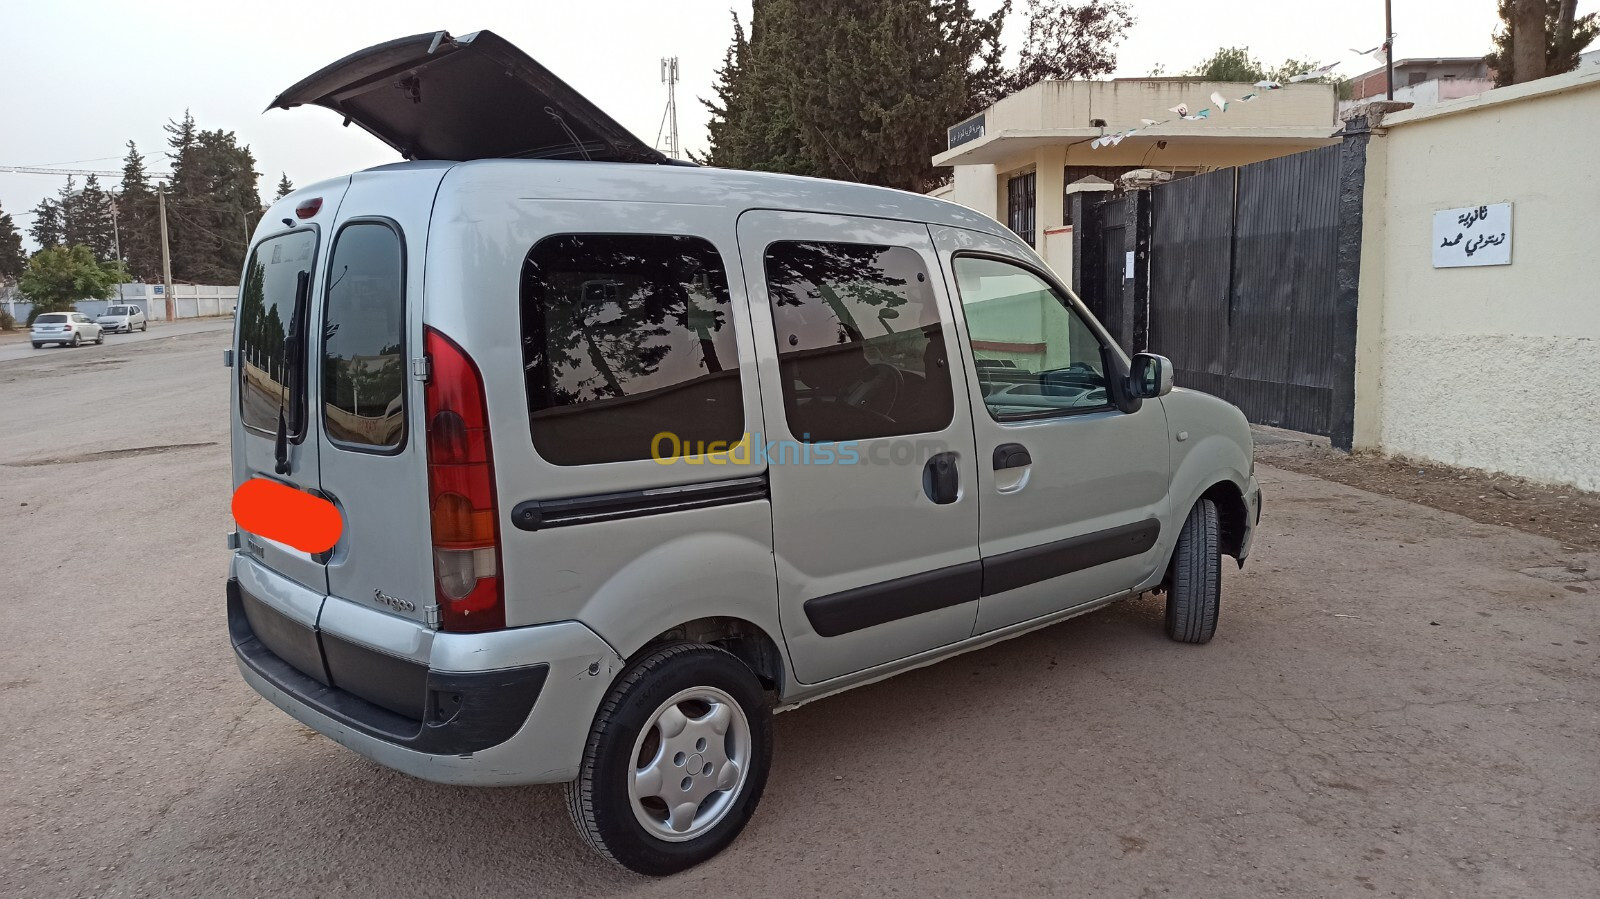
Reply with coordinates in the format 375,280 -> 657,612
1147,144 -> 1348,439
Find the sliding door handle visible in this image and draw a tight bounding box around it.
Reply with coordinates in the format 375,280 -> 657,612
993,443 -> 1032,470
923,452 -> 960,505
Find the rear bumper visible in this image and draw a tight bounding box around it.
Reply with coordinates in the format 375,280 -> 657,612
228,567 -> 625,785
230,579 -> 549,754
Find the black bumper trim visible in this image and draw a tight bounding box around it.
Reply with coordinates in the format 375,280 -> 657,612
228,579 -> 546,755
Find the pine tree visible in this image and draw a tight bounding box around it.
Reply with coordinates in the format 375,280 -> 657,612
119,141 -> 161,282
0,203 -> 25,282
275,173 -> 295,199
29,198 -> 63,249
1486,0 -> 1599,86
67,175 -> 120,262
163,110 -> 262,283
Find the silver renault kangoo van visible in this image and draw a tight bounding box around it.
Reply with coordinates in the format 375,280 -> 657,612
228,30 -> 1260,875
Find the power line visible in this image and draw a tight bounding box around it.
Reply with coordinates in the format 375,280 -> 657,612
0,164 -> 174,179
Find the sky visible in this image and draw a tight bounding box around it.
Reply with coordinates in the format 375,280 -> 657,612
1,0 -> 1586,250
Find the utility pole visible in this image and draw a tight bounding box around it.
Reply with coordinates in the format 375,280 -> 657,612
109,197 -> 122,265
157,184 -> 175,321
1385,0 -> 1395,100
660,56 -> 680,160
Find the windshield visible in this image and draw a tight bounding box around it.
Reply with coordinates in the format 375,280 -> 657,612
105,306 -> 128,315
36,314 -> 68,324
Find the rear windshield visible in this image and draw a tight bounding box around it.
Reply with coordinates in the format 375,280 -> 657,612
322,222 -> 406,451
36,314 -> 68,323
238,231 -> 318,435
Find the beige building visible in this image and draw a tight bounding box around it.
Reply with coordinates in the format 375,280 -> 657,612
930,78 -> 1339,271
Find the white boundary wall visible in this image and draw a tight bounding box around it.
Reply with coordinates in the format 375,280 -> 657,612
1353,68 -> 1600,491
3,283 -> 237,323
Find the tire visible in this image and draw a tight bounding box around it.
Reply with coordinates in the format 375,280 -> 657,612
567,642 -> 772,876
70,333 -> 81,347
1165,498 -> 1221,644
94,331 -> 104,345
140,321 -> 147,332
31,342 -> 43,349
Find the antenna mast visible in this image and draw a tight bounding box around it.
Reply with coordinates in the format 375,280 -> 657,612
660,57 -> 680,160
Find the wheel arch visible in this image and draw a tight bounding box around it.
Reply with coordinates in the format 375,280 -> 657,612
631,616 -> 786,693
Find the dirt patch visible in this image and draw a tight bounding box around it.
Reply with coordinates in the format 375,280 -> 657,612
1254,429 -> 1600,551
5,442 -> 218,467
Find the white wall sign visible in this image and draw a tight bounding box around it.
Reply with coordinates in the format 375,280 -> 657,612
1433,203 -> 1512,268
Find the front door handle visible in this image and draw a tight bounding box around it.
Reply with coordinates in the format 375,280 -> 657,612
923,452 -> 960,505
993,443 -> 1032,470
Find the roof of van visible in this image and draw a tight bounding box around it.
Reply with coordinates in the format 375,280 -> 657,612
353,158 -> 1023,246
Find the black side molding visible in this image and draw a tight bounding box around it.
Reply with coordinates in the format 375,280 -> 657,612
981,519 -> 1160,596
800,519 -> 1162,638
804,562 -> 982,638
512,475 -> 768,531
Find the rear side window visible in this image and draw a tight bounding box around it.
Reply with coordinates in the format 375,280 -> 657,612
764,241 -> 955,442
322,222 -> 406,451
238,230 -> 317,435
520,234 -> 743,465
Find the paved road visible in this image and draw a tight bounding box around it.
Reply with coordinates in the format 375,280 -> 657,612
1,330 -> 1596,897
0,318 -> 232,364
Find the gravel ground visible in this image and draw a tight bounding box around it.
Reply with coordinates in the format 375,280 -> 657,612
1,330 -> 1595,898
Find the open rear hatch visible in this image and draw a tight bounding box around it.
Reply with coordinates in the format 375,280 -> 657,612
269,29 -> 673,164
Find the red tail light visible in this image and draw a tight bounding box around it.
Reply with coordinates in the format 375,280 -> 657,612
295,197 -> 323,219
61,323 -> 73,331
424,327 -> 504,632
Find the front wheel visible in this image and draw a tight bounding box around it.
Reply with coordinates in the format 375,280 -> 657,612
567,642 -> 772,876
94,331 -> 104,345
140,321 -> 147,332
1165,498 -> 1221,644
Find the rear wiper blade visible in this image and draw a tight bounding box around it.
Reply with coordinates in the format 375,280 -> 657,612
273,405 -> 290,474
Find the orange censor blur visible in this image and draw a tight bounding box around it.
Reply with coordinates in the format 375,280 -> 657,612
231,478 -> 343,554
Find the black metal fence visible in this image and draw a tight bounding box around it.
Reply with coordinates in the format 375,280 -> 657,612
1073,138 -> 1362,446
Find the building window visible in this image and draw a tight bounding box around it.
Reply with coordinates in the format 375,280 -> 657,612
1409,72 -> 1428,86
519,234 -> 744,466
1006,171 -> 1036,247
764,241 -> 955,442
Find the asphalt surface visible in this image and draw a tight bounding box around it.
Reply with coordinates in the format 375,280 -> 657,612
1,329 -> 1596,898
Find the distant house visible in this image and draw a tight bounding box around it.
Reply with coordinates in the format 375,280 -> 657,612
929,78 -> 1339,273
1343,57 -> 1495,112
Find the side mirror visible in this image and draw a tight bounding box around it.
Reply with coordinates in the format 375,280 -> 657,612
1129,353 -> 1174,399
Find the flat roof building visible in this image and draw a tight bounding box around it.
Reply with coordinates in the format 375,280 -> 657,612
930,78 -> 1339,272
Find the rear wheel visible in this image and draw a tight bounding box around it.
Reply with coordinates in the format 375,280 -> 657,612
31,342 -> 43,349
567,642 -> 772,876
1165,498 -> 1221,644
70,333 -> 81,347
